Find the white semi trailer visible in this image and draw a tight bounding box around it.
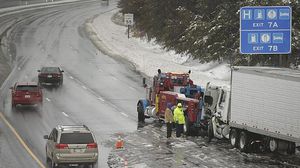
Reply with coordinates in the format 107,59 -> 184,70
206,66 -> 300,154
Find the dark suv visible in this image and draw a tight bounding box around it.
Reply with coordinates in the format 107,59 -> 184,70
38,67 -> 64,87
44,125 -> 98,168
11,82 -> 43,110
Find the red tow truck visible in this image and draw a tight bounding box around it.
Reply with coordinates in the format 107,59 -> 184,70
137,69 -> 207,135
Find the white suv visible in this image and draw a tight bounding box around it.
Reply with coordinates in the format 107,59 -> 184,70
44,125 -> 98,168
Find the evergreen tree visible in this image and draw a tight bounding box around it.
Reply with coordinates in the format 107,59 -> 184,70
118,0 -> 300,66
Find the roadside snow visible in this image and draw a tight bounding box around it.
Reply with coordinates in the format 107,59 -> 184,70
91,9 -> 230,87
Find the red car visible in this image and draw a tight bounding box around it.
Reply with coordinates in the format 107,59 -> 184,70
11,82 -> 43,110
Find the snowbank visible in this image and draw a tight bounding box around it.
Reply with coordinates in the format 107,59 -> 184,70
90,9 -> 230,87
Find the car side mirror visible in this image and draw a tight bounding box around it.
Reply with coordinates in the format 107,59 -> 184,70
37,70 -> 41,72
43,135 -> 49,139
61,70 -> 64,72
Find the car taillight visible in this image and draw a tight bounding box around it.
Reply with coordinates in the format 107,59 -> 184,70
87,143 -> 97,149
55,144 -> 68,149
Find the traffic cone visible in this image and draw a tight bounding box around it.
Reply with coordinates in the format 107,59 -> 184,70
115,135 -> 124,149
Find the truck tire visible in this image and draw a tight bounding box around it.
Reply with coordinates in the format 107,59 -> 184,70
287,141 -> 296,154
269,138 -> 278,153
207,119 -> 214,142
137,102 -> 145,122
230,129 -> 239,148
239,131 -> 249,152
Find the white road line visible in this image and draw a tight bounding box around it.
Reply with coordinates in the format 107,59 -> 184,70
112,76 -> 118,81
129,86 -> 135,91
120,112 -> 128,117
62,112 -> 69,117
82,86 -> 87,90
0,112 -> 46,168
45,98 -> 51,102
69,76 -> 74,79
98,97 -> 105,102
111,104 -> 118,109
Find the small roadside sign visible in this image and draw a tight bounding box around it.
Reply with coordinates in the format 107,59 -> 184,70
124,13 -> 134,26
240,6 -> 292,54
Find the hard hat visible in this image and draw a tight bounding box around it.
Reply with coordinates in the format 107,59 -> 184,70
177,103 -> 182,107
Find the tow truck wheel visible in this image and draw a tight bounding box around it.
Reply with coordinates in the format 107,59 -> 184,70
230,129 -> 239,148
269,138 -> 278,153
239,131 -> 249,152
207,119 -> 214,142
137,102 -> 145,122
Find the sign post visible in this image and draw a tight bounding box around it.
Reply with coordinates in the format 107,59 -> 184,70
240,6 -> 292,54
124,13 -> 134,39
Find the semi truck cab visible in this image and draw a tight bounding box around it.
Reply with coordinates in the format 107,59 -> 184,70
204,82 -> 230,141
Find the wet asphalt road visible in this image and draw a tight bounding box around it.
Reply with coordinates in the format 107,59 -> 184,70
0,0 -> 144,167
1,0 -> 300,168
0,0 -> 62,9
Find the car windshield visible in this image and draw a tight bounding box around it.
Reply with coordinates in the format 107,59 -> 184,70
60,133 -> 94,144
41,67 -> 60,73
16,85 -> 38,91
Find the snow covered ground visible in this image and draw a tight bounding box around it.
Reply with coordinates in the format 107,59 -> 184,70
89,8 -> 230,87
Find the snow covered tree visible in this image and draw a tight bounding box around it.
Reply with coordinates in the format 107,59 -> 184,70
118,0 -> 300,66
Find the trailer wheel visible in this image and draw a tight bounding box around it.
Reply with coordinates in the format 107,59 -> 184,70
239,131 -> 249,152
207,119 -> 214,142
269,138 -> 278,153
230,129 -> 239,148
287,141 -> 295,154
137,102 -> 145,122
